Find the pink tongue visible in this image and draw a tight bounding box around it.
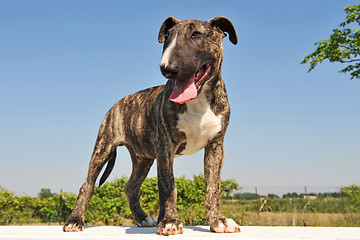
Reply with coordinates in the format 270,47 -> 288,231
169,76 -> 197,104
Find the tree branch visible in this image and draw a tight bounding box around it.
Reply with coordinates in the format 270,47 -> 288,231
340,58 -> 360,63
339,44 -> 360,53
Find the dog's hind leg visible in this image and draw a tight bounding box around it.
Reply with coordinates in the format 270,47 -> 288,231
64,116 -> 119,232
124,150 -> 156,227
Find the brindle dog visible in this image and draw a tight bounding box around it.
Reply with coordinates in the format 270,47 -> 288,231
64,16 -> 239,235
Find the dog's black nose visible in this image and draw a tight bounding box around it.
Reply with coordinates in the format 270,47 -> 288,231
160,63 -> 179,79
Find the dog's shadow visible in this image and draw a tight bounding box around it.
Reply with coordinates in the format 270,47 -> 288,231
125,226 -> 157,234
83,225 -> 211,235
185,226 -> 210,233
124,226 -> 211,235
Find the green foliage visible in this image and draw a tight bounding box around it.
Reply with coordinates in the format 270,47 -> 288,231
86,177 -> 130,225
267,194 -> 279,199
302,4 -> 360,79
0,187 -> 32,224
233,192 -> 258,200
138,174 -> 239,225
175,175 -> 205,225
0,186 -> 74,225
224,196 -> 356,214
0,175 -> 239,226
140,177 -> 159,217
221,178 -> 240,199
283,192 -> 300,198
342,184 -> 360,210
37,188 -> 55,200
2,180 -> 358,226
317,192 -> 342,198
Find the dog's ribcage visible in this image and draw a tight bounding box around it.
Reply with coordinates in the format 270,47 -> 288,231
176,85 -> 222,156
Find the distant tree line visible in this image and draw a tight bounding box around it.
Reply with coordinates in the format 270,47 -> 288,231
233,191 -> 345,200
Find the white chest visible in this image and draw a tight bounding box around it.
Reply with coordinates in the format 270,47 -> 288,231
176,90 -> 223,156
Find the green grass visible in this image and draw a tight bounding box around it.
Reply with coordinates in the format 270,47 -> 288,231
221,199 -> 360,227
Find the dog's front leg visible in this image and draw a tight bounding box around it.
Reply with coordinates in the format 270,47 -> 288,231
204,138 -> 241,233
155,138 -> 184,235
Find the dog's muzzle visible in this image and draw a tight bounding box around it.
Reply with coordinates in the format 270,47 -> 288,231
161,63 -> 211,104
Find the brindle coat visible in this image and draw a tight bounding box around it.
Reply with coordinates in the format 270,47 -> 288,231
64,16 -> 239,235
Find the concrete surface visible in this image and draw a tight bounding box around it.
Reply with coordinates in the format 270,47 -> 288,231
0,226 -> 359,240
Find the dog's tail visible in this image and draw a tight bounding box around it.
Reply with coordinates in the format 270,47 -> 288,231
99,156 -> 116,187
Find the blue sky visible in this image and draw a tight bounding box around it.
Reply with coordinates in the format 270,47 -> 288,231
0,0 -> 359,197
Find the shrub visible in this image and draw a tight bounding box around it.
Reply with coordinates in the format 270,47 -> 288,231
0,175 -> 239,226
342,184 -> 360,211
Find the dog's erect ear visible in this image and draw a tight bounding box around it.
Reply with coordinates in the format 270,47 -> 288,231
209,16 -> 238,45
158,16 -> 181,43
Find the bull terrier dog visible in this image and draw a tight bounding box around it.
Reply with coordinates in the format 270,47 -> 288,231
64,16 -> 239,235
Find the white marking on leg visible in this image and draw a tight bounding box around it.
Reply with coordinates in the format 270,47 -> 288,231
212,221 -> 226,233
224,218 -> 241,232
161,33 -> 177,68
158,223 -> 183,235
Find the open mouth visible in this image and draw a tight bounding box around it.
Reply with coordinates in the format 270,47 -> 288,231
169,64 -> 211,104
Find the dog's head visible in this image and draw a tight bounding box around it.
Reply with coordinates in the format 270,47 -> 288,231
158,16 -> 237,104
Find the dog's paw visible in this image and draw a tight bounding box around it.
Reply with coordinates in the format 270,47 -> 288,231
137,216 -> 157,227
63,217 -> 85,232
210,218 -> 241,233
157,219 -> 184,235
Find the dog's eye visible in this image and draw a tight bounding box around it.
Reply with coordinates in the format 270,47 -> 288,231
191,31 -> 201,37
